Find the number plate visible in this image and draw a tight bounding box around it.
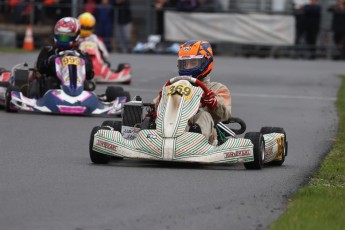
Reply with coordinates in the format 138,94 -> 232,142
167,84 -> 193,100
62,56 -> 80,67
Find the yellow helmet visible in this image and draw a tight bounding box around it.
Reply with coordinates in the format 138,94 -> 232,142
78,12 -> 96,38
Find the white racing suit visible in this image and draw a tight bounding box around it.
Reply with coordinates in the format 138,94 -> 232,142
79,34 -> 109,60
153,75 -> 231,144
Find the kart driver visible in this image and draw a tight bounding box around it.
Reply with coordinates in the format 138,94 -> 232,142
30,17 -> 94,98
77,12 -> 111,66
153,40 -> 231,145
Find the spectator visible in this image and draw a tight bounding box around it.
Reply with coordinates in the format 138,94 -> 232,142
303,0 -> 321,59
176,0 -> 200,12
153,0 -> 168,41
84,0 -> 97,15
9,0 -> 29,24
43,0 -> 58,25
293,0 -> 308,58
95,0 -> 114,51
293,1 -> 307,45
113,0 -> 132,53
56,0 -> 70,19
328,0 -> 345,59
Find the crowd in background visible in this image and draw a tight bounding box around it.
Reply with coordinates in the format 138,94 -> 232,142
0,0 -> 219,53
0,0 -> 215,26
293,0 -> 345,59
327,0 -> 345,59
0,0 -> 345,59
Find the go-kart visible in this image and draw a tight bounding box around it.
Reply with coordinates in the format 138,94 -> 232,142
4,50 -> 131,116
79,40 -> 132,84
89,76 -> 288,169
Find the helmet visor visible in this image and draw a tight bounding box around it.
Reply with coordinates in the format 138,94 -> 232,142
178,55 -> 204,71
56,34 -> 74,43
81,25 -> 93,31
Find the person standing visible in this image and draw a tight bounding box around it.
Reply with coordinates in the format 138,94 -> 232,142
95,0 -> 114,51
84,0 -> 97,15
303,0 -> 321,59
293,1 -> 309,45
153,0 -> 168,41
328,0 -> 345,59
113,0 -> 132,53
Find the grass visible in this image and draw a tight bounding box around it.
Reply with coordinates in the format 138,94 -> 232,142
269,76 -> 345,230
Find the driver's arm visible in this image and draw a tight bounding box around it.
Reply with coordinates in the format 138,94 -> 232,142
207,83 -> 231,122
79,51 -> 94,80
36,46 -> 53,75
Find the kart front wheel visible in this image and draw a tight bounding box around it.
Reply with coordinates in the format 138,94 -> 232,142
5,87 -> 17,113
100,121 -> 124,161
244,132 -> 265,170
89,126 -> 111,164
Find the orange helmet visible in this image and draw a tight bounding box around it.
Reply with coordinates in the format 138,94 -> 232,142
78,12 -> 96,38
178,40 -> 214,79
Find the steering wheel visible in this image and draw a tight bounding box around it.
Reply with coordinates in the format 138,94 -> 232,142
164,76 -> 210,94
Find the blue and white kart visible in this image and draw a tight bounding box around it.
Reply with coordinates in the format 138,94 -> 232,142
89,76 -> 288,169
5,50 -> 130,116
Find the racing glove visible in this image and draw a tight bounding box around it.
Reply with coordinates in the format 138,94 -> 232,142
201,90 -> 218,110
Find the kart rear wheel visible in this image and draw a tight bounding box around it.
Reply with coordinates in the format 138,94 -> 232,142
115,63 -> 130,73
260,127 -> 287,166
105,86 -> 124,102
244,132 -> 265,170
89,126 -> 111,164
119,91 -> 131,101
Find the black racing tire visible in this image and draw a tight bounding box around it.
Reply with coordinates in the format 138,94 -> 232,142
260,127 -> 287,166
100,121 -> 124,160
223,117 -> 247,135
89,126 -> 111,164
5,87 -> 18,113
84,80 -> 96,91
118,91 -> 131,102
244,132 -> 265,170
115,63 -> 130,73
101,120 -> 123,130
105,86 -> 124,102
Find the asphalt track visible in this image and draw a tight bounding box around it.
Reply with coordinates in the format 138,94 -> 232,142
0,53 -> 342,230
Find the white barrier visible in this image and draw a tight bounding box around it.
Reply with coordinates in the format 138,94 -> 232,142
165,11 -> 295,46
